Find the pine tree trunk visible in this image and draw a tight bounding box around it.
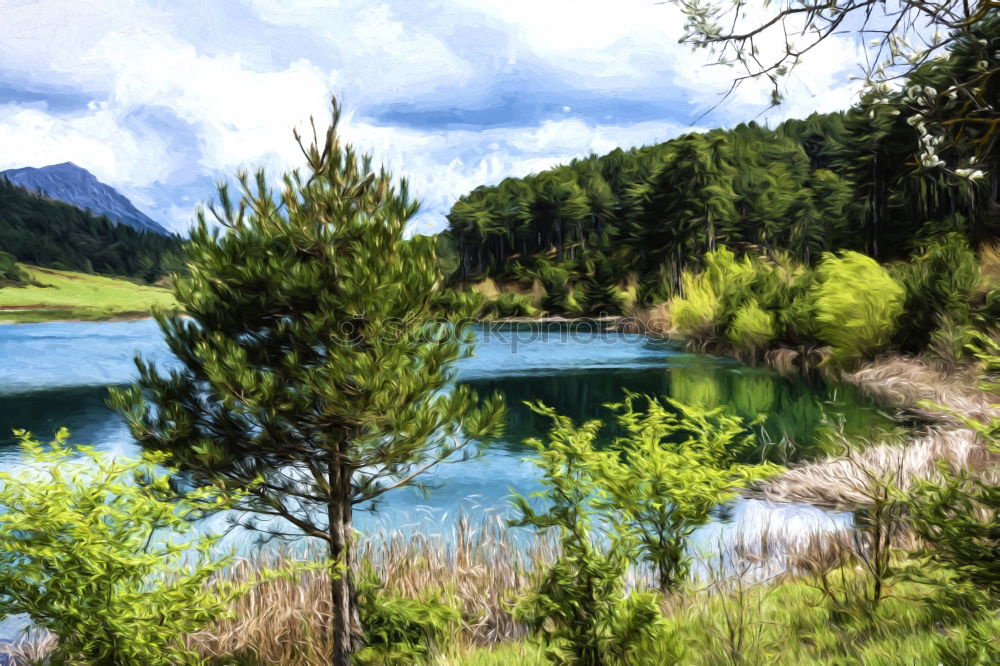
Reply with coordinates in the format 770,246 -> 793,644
329,454 -> 362,666
556,218 -> 564,261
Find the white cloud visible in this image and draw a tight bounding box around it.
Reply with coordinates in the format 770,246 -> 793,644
0,103 -> 172,186
0,0 -> 874,234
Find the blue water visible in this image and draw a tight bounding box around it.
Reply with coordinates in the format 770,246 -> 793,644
0,319 -> 893,635
0,319 -> 891,528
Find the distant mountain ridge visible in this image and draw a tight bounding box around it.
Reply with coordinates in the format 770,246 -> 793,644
0,162 -> 169,236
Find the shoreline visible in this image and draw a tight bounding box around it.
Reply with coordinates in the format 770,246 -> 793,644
603,312 -> 998,509
0,312 -> 159,326
5,312 -> 992,510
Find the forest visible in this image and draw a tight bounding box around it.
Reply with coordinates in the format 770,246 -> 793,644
443,16 -> 998,315
0,177 -> 185,284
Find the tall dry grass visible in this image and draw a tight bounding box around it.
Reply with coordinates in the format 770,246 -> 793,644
750,425 -> 991,508
628,302 -> 673,337
2,509 -> 869,665
1,514 -> 557,666
845,355 -> 998,423
978,241 -> 1000,289
750,354 -> 1000,508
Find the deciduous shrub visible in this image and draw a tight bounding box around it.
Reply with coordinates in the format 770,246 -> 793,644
510,403 -> 674,666
0,430 -> 259,666
354,567 -> 461,666
481,292 -> 541,319
670,268 -> 723,340
727,300 -> 777,359
511,396 -> 780,663
599,395 -> 782,592
810,251 -> 905,364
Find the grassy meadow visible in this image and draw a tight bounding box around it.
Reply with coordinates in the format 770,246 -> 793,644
0,264 -> 177,324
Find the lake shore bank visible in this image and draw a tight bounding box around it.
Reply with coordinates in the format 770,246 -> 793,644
489,312 -> 999,509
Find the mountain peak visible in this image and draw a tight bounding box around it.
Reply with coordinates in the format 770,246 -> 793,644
0,163 -> 169,236
50,161 -> 89,173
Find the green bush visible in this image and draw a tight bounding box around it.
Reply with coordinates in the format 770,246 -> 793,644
780,264 -> 818,335
510,403 -> 675,666
0,251 -> 29,288
481,292 -> 541,319
581,256 -> 631,316
670,248 -> 798,352
0,429 -> 269,666
599,395 -> 781,592
727,300 -> 777,357
893,233 -> 981,354
701,247 -> 759,323
670,269 -> 723,339
810,251 -> 905,364
354,568 -> 461,666
537,261 -> 575,314
435,287 -> 487,318
511,396 -> 781,663
906,458 -> 1000,602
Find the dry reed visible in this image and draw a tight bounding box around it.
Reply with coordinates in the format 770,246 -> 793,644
3,509 -> 858,665
752,354 -> 999,508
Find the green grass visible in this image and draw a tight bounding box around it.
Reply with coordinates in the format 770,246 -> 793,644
0,264 -> 177,324
446,566 -> 999,665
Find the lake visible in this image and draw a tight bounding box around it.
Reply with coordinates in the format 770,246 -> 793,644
0,319 -> 893,555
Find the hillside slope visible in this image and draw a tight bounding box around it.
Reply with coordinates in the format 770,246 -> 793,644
0,178 -> 183,282
1,162 -> 169,235
0,265 -> 177,324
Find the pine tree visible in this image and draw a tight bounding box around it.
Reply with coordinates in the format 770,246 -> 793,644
109,100 -> 505,665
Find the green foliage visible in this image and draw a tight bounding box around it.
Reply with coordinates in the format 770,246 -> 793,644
0,177 -> 184,282
810,251 -> 904,363
771,265 -> 816,342
727,300 -> 776,357
905,443 -> 1000,603
434,285 -> 487,319
354,568 -> 461,666
535,260 -> 585,315
0,430 -> 241,665
0,250 -> 29,287
481,292 -> 541,319
108,100 -> 506,662
510,396 -> 779,663
510,402 -> 674,666
442,28 -> 998,317
965,329 -> 1000,389
580,256 -> 631,316
892,233 -> 981,354
460,567 -> 1000,666
599,395 -> 782,592
670,248 -> 801,354
670,269 -> 723,339
931,616 -> 1000,665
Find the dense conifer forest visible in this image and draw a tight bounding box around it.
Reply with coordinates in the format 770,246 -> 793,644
0,178 -> 184,284
443,18 -> 998,312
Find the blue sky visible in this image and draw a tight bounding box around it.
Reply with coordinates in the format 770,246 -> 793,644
0,0 -> 867,235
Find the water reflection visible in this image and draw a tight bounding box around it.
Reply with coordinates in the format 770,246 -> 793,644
463,355 -> 897,464
0,321 -> 884,551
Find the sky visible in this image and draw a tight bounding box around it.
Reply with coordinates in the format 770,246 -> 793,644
0,0 -> 870,235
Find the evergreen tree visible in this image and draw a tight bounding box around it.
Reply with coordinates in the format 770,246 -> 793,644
109,101 -> 505,665
0,178 -> 183,281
